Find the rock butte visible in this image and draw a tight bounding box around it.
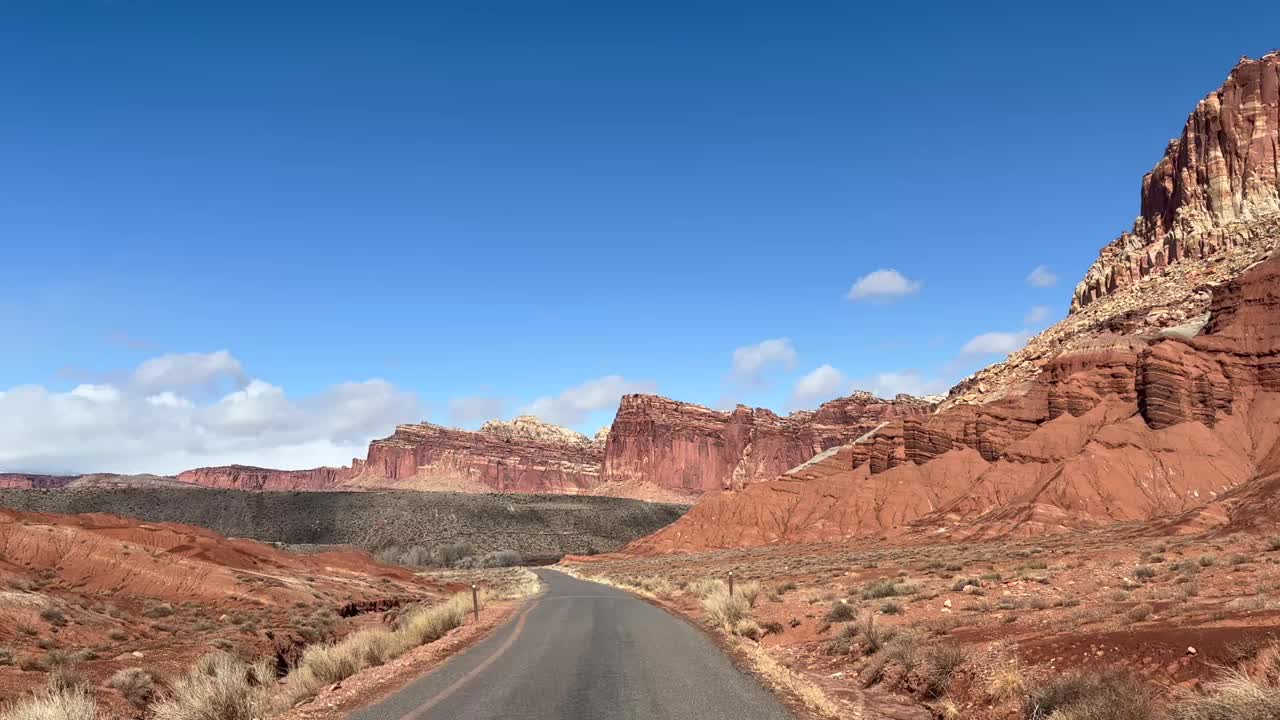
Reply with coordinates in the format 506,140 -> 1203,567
632,52 -> 1280,553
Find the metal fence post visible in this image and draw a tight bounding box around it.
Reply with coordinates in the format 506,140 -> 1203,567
472,583 -> 479,622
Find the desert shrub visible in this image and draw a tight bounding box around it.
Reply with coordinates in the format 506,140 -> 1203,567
687,578 -> 727,598
862,578 -> 915,600
143,603 -> 176,619
732,619 -> 762,640
151,652 -> 274,720
826,624 -> 857,655
702,590 -> 750,628
951,577 -> 981,592
826,601 -> 857,622
1199,554 -> 1217,567
858,613 -> 892,655
1266,537 -> 1280,552
1128,603 -> 1154,621
1171,670 -> 1280,720
736,581 -> 761,608
374,545 -> 402,565
43,649 -> 74,669
882,630 -> 923,669
1133,565 -> 1157,580
38,607 -> 67,627
921,644 -> 968,699
453,550 -> 523,569
1024,670 -> 1153,720
46,667 -> 86,694
398,594 -> 469,645
433,543 -> 475,566
1,685 -> 96,720
1169,642 -> 1280,720
760,620 -> 784,636
0,648 -> 13,666
109,668 -> 158,708
880,599 -> 903,615
296,643 -> 362,685
774,581 -> 797,595
634,576 -> 674,596
986,661 -> 1026,702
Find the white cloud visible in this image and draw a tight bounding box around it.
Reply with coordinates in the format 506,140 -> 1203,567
856,370 -> 950,399
729,338 -> 798,386
132,350 -> 245,391
1024,305 -> 1053,325
845,269 -> 921,301
961,331 -> 1032,356
789,364 -> 849,409
1026,265 -> 1058,288
448,396 -> 507,429
0,352 -> 418,474
519,375 -> 655,427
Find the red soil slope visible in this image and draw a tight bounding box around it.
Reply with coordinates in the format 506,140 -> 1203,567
0,507 -> 439,708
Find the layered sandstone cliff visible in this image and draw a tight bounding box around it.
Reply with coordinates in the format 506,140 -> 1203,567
89,394 -> 934,499
175,465 -> 355,491
603,393 -> 935,493
949,52 -> 1280,408
632,254 -> 1280,552
632,54 -> 1280,553
348,417 -> 604,493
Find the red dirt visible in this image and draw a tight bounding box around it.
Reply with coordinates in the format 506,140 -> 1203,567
0,507 -> 441,713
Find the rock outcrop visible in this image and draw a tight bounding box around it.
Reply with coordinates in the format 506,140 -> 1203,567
949,52 -> 1280,408
602,393 -> 935,493
632,254 -> 1280,552
1074,52 -> 1280,311
631,55 -> 1280,553
349,420 -> 604,494
176,465 -> 356,491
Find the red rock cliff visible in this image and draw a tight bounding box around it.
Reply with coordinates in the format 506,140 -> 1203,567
1074,52 -> 1280,311
950,52 -> 1280,408
602,393 -> 936,493
350,417 -> 604,494
175,465 -> 356,491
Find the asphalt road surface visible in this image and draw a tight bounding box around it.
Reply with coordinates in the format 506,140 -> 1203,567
350,568 -> 796,720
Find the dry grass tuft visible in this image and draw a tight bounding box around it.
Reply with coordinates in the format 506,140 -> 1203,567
1,685 -> 97,720
985,661 -> 1027,703
687,578 -> 727,598
702,590 -> 750,628
1170,642 -> 1280,720
151,652 -> 274,720
1024,669 -> 1153,720
398,593 -> 469,645
108,668 -> 158,709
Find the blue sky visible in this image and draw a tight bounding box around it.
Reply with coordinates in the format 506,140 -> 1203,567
2,1 -> 1278,472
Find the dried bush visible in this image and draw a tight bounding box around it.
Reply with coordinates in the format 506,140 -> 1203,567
1024,670 -> 1153,720
1,685 -> 96,720
150,652 -> 274,720
826,601 -> 857,622
703,590 -> 750,628
108,668 -> 158,708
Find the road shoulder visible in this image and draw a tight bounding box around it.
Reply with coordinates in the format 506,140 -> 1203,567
277,597 -> 528,720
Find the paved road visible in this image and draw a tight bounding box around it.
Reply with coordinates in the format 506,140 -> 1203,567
350,568 -> 796,720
